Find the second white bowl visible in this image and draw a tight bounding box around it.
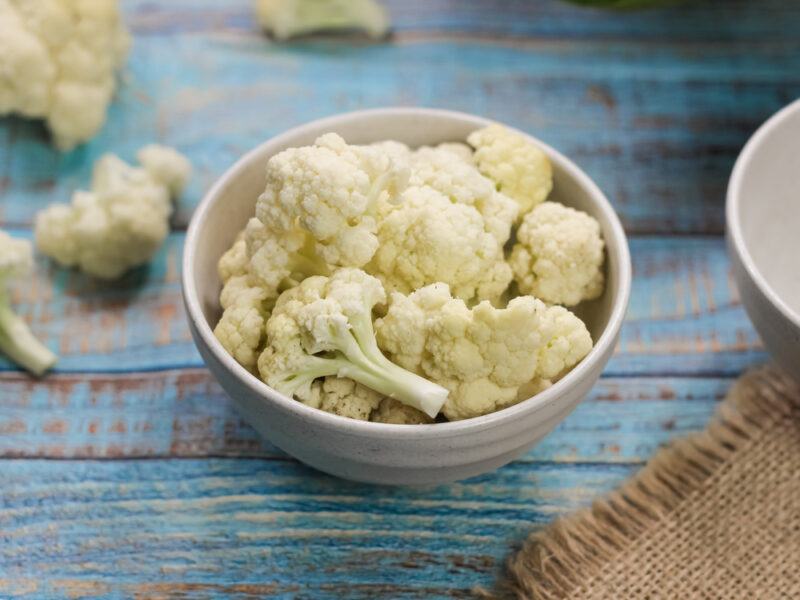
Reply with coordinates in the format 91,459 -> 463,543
182,108 -> 631,485
727,99 -> 800,380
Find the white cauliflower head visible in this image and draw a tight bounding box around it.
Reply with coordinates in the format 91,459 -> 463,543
256,133 -> 410,269
510,201 -> 605,306
368,186 -> 513,305
34,146 -> 191,280
0,0 -> 130,150
468,124 -> 553,219
410,146 -> 518,245
376,283 -> 593,420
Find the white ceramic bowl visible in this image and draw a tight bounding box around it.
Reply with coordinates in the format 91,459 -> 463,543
182,108 -> 631,485
727,99 -> 800,380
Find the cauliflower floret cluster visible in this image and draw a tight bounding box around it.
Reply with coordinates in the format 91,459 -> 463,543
216,125 -> 606,422
0,0 -> 130,150
34,145 -> 191,279
375,283 -> 591,420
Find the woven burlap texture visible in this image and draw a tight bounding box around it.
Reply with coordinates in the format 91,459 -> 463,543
500,367 -> 800,600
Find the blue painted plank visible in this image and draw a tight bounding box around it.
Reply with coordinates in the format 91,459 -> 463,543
125,0 -> 800,41
0,232 -> 767,376
0,370 -> 725,461
1,1 -> 798,233
0,457 -> 637,598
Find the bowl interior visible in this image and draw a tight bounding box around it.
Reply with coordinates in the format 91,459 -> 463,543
190,109 -> 624,382
732,102 -> 800,321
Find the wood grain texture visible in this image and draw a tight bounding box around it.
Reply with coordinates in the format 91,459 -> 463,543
0,1 -> 798,233
0,458 -> 635,599
0,232 -> 767,376
0,370 -> 725,461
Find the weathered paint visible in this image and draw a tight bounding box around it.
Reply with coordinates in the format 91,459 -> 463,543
0,0 -> 794,596
0,371 -> 726,462
0,2 -> 798,233
0,458 -> 635,599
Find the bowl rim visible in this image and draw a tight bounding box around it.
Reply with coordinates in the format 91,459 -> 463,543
726,98 -> 800,329
182,107 -> 632,439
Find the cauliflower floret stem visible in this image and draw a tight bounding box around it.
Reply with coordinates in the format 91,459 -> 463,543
0,299 -> 57,376
272,307 -> 448,418
331,312 -> 446,418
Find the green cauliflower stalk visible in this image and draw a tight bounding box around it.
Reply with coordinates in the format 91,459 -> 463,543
256,0 -> 389,40
0,231 -> 57,376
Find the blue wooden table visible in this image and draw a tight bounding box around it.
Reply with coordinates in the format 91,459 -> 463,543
1,1 -> 799,597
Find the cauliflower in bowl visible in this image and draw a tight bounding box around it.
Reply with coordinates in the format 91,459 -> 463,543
214,125 -> 606,423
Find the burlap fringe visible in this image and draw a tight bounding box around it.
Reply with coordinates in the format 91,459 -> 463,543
484,367 -> 800,600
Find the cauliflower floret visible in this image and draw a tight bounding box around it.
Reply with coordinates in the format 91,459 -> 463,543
137,144 -> 192,197
255,0 -> 389,40
244,218 -> 329,301
368,186 -> 512,305
376,283 -> 592,420
34,146 -> 191,279
371,397 -> 433,425
256,269 -> 449,418
410,146 -> 518,245
0,0 -> 130,150
256,133 -> 409,269
370,140 -> 411,162
468,124 -> 553,219
307,377 -> 383,421
214,285 -> 271,372
515,378 -> 552,403
510,201 -> 605,306
435,142 -> 474,163
218,232 -> 249,282
0,230 -> 58,375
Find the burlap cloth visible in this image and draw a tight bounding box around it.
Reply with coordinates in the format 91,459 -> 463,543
493,367 -> 800,600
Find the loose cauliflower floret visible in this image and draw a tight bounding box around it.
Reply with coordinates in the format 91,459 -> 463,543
410,146 -> 518,245
0,230 -> 58,376
256,133 -> 409,269
371,397 -> 433,425
510,201 -> 605,306
256,269 -> 449,418
34,146 -> 191,279
368,186 -> 512,305
255,0 -> 389,40
0,0 -> 130,150
468,124 -> 553,219
376,284 -> 593,420
137,144 -> 192,197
